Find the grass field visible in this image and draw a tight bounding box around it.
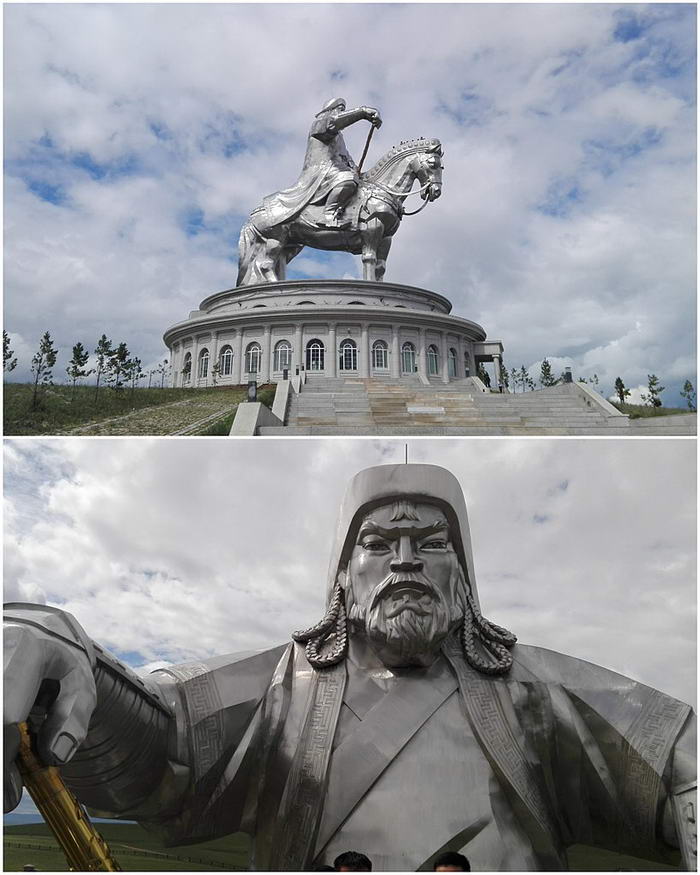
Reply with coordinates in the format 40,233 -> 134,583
3,822 -> 680,871
609,400 -> 694,419
3,383 -> 250,436
4,822 -> 250,871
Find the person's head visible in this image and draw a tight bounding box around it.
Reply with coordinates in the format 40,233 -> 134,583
317,97 -> 346,117
334,850 -> 372,871
294,465 -> 516,674
344,499 -> 465,667
433,851 -> 470,871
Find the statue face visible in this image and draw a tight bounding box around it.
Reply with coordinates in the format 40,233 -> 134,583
344,501 -> 464,667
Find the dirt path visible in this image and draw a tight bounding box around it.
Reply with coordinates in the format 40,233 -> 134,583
59,397 -> 237,436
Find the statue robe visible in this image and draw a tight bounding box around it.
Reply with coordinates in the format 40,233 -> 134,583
138,638 -> 693,871
253,113 -> 359,231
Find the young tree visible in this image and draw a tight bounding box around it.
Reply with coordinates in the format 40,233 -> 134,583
127,357 -> 145,393
3,330 -> 18,373
519,365 -> 535,392
510,367 -> 519,393
30,331 -> 58,409
641,374 -> 664,408
539,358 -> 557,387
500,363 -> 509,391
157,359 -> 170,388
94,335 -> 113,403
66,342 -> 93,400
107,342 -> 130,391
614,377 -> 630,406
680,380 -> 696,412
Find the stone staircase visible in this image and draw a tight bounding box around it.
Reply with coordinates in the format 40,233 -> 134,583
258,376 -> 696,435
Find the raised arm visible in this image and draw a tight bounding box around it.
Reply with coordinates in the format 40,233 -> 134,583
4,603 -> 183,820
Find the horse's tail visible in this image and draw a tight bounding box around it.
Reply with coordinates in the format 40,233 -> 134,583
236,220 -> 261,287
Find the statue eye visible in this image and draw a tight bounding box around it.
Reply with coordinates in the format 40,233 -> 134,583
422,539 -> 447,550
362,539 -> 389,552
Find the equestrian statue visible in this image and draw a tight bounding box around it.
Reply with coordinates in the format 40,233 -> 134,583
236,98 -> 443,286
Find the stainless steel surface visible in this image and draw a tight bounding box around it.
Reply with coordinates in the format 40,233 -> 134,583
236,100 -> 443,285
4,464 -> 696,870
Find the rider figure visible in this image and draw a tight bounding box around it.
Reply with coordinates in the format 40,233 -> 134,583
305,98 -> 382,228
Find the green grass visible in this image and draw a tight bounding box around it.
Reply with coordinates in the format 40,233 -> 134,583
3,383 -> 245,436
610,401 -> 694,419
4,823 -> 679,871
197,384 -> 276,435
4,822 -> 250,871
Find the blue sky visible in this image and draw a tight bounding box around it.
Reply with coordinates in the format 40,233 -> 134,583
3,3 -> 696,403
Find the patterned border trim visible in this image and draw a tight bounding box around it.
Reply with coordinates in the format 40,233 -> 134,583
271,662 -> 346,870
166,663 -> 226,781
443,639 -> 562,864
621,690 -> 691,844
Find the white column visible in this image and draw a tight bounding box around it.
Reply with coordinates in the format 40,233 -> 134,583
233,330 -> 242,385
295,324 -> 303,374
418,328 -> 427,381
210,334 -> 219,387
261,326 -> 271,382
191,336 -> 200,387
441,333 -> 450,384
360,325 -> 369,377
391,326 -> 400,378
492,354 -> 501,389
268,333 -> 276,381
328,324 -> 337,378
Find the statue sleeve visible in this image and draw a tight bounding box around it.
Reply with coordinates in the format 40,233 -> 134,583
513,645 -> 695,868
310,116 -> 337,145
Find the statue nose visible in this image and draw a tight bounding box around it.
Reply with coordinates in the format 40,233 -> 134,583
390,536 -> 423,572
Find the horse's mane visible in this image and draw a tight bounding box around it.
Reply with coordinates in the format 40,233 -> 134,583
362,137 -> 442,181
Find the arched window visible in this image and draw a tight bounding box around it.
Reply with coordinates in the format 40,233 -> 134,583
219,346 -> 233,377
372,340 -> 388,370
339,338 -> 357,371
464,352 -> 471,378
274,340 -> 292,372
252,304 -> 266,308
198,348 -> 209,379
348,300 -> 366,305
245,342 -> 261,374
296,300 -> 315,305
306,339 -> 325,371
182,352 -> 192,384
427,345 -> 440,376
401,342 -> 416,374
448,348 -> 457,378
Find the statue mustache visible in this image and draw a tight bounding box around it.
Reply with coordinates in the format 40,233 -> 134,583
367,571 -> 443,619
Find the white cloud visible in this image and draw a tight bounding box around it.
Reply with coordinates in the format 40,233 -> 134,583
3,4 -> 695,401
4,438 -> 696,707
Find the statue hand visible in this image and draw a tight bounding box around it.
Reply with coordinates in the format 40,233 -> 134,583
362,107 -> 383,128
3,606 -> 97,813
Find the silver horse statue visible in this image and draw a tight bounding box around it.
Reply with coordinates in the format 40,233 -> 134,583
236,98 -> 443,286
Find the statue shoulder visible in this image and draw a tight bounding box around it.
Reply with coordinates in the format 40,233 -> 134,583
510,642 -> 693,737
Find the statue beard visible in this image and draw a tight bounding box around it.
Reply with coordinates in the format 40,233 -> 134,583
346,569 -> 463,668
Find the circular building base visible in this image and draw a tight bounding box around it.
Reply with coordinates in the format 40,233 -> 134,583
163,279 -> 502,388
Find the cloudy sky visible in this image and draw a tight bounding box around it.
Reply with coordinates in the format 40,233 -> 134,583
4,3 -> 696,404
4,436 -> 696,708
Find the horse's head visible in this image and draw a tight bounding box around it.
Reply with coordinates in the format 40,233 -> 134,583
414,139 -> 443,202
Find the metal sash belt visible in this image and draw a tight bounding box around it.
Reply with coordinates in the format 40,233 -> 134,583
314,660 -> 459,856
443,638 -> 565,870
270,660 -> 347,870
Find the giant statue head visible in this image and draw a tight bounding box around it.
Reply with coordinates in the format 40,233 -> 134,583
294,465 -> 516,674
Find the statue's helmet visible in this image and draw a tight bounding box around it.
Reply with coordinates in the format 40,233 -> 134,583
316,97 -> 346,117
326,464 -> 480,609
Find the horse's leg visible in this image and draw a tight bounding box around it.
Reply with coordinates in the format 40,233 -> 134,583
361,217 -> 384,282
375,237 -> 392,282
258,233 -> 286,282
